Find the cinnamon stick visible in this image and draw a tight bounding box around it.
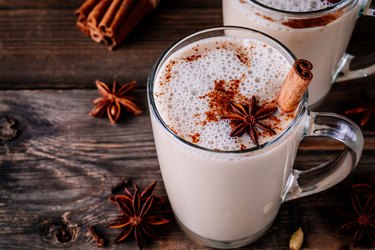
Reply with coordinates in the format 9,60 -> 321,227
99,0 -> 131,35
75,0 -> 100,23
107,0 -> 159,50
75,0 -> 100,21
87,0 -> 112,28
90,27 -> 104,44
277,59 -> 313,113
75,0 -> 100,36
86,0 -> 112,43
75,0 -> 159,49
76,21 -> 90,36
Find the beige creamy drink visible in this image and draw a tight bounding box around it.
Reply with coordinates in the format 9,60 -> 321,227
150,36 -> 304,242
223,0 -> 363,106
148,27 -> 364,248
154,37 -> 295,150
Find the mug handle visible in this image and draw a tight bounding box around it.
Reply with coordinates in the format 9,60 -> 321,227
334,4 -> 375,82
334,53 -> 375,82
283,111 -> 364,201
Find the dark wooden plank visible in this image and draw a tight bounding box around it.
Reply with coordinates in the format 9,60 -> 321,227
0,7 -> 222,89
0,88 -> 374,249
0,0 -> 81,9
0,0 -> 221,10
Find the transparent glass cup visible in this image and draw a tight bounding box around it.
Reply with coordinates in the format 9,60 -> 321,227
223,0 -> 375,108
147,27 -> 364,248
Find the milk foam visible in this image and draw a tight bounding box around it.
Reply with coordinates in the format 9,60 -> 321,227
154,37 -> 295,151
253,0 -> 341,12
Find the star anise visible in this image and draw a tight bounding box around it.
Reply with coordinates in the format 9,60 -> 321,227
221,96 -> 277,147
338,192 -> 375,247
345,89 -> 374,127
352,175 -> 375,206
108,181 -> 170,249
90,80 -> 142,124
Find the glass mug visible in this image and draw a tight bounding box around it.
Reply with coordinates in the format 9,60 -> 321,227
147,27 -> 364,248
223,0 -> 375,107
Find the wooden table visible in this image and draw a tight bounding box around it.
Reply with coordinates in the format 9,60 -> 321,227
1,0 -> 374,249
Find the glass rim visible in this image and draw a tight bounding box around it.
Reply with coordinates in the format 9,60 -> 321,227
247,0 -> 355,16
147,26 -> 308,154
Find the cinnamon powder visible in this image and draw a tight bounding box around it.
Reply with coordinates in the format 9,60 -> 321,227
190,133 -> 201,143
199,78 -> 247,123
282,11 -> 342,29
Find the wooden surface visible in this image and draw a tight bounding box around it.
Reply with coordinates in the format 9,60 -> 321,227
1,0 -> 375,249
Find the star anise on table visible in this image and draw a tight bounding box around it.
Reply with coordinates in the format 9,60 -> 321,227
90,80 -> 142,124
345,89 -> 374,127
338,192 -> 375,247
221,96 -> 277,147
108,181 -> 170,249
352,175 -> 375,203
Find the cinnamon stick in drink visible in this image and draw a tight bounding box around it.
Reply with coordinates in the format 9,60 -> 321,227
277,59 -> 313,113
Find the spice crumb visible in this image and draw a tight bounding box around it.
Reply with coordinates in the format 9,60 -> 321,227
88,225 -> 105,248
190,133 -> 200,143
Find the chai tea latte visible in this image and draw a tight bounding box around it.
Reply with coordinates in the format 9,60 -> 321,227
153,37 -> 296,150
223,0 -> 362,106
149,35 -> 301,243
148,28 -> 364,248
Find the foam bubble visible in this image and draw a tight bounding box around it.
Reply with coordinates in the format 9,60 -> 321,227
253,0 -> 341,12
154,37 -> 296,151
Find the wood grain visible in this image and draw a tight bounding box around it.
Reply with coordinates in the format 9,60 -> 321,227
0,0 -> 222,90
1,0 -> 375,249
0,0 -> 374,89
0,0 -> 221,10
0,87 -> 374,249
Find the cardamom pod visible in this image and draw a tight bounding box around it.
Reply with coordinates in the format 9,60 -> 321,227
289,227 -> 304,250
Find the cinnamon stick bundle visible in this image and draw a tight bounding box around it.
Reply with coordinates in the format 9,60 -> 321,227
75,0 -> 159,50
277,59 -> 313,113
